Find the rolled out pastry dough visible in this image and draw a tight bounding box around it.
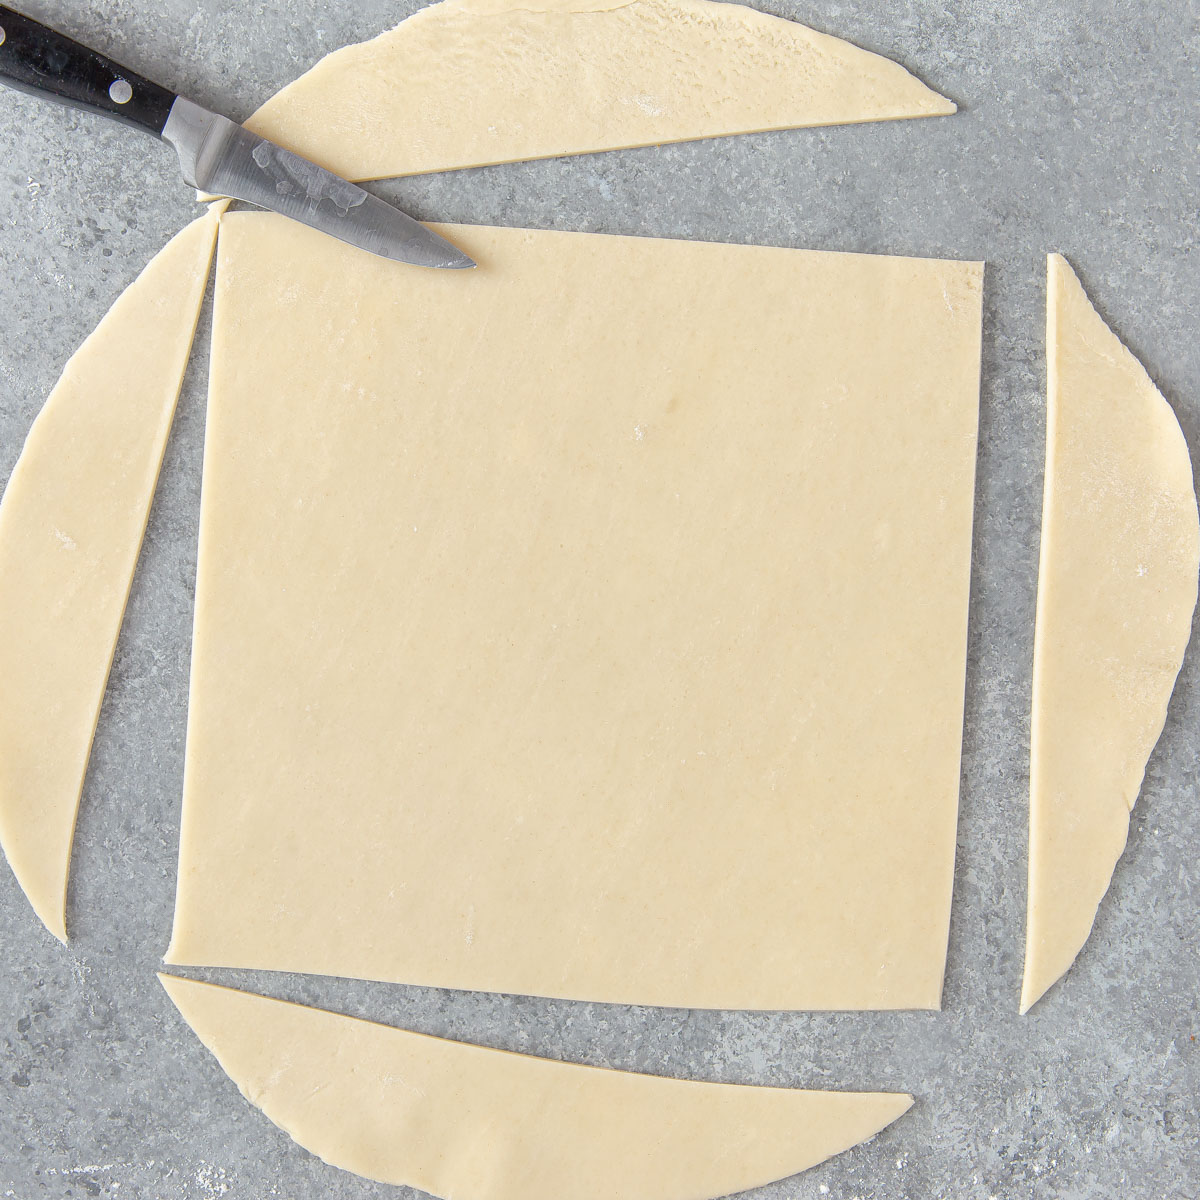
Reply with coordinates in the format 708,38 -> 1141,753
0,213 -> 219,940
246,0 -> 955,181
1021,255 -> 1199,1014
159,972 -> 911,1199
167,213 -> 983,1010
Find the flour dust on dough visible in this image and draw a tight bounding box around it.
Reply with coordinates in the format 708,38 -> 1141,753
0,212 -> 220,941
1021,254 -> 1199,1014
245,0 -> 956,181
166,213 -> 983,1011
160,973 -> 911,1200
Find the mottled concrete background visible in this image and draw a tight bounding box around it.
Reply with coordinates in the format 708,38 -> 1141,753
2,1 -> 1198,1197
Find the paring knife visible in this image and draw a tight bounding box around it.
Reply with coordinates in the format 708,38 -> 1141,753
0,6 -> 474,269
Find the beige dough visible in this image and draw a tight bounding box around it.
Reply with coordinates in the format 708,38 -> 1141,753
1021,255 -> 1199,1014
159,972 -> 910,1199
0,212 -> 219,940
166,213 -> 983,1010
246,0 -> 955,181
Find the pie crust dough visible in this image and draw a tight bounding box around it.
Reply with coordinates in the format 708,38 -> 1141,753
159,972 -> 911,1200
166,212 -> 983,1010
245,0 -> 955,181
0,212 -> 219,940
1021,255 -> 1199,1013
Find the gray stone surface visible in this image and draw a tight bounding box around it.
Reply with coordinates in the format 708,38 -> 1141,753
1,0 -> 1198,1196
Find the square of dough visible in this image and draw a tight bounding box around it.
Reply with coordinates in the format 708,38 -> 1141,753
168,214 -> 982,1010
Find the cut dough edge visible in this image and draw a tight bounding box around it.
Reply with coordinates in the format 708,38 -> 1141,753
244,0 -> 955,181
159,972 -> 912,1200
0,208 -> 222,941
1021,254 -> 1200,1014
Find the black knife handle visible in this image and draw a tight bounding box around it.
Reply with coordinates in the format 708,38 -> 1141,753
0,6 -> 175,137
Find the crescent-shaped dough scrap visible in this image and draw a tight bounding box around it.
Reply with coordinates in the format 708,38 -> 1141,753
0,211 -> 220,941
1020,254 -> 1200,1014
245,0 -> 956,181
159,973 -> 911,1199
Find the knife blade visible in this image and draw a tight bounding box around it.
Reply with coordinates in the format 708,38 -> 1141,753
161,99 -> 473,269
0,6 -> 473,270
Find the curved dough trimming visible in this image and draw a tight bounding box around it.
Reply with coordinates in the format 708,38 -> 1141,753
246,0 -> 956,181
1021,254 -> 1199,1013
0,211 -> 220,940
160,972 -> 912,1200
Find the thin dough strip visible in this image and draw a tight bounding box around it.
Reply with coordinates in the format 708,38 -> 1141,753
160,972 -> 912,1200
0,211 -> 220,940
244,0 -> 956,181
1021,255 -> 1199,1013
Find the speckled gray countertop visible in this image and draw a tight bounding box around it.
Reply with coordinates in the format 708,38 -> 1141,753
2,1 -> 1198,1197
